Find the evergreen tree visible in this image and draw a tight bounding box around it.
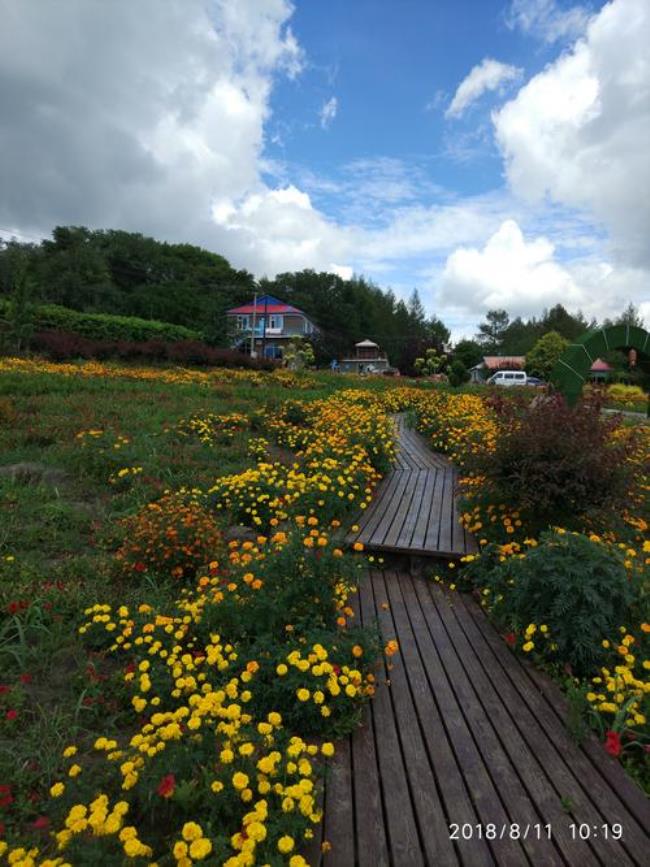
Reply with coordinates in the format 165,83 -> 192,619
476,309 -> 510,351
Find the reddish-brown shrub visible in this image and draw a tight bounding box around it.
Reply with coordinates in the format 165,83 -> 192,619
29,330 -> 277,370
470,393 -> 639,533
115,493 -> 222,581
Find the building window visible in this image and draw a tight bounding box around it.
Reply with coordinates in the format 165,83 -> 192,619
236,315 -> 249,330
268,314 -> 283,330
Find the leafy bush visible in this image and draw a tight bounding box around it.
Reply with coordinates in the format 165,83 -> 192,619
463,530 -> 642,676
470,393 -> 637,533
115,493 -> 222,581
448,359 -> 469,387
0,300 -> 201,343
30,329 -> 277,369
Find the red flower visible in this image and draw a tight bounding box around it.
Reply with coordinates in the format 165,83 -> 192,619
604,730 -> 622,757
5,710 -> 17,722
504,632 -> 516,647
157,773 -> 176,799
0,785 -> 13,808
134,562 -> 146,573
33,816 -> 50,829
19,673 -> 32,684
0,685 -> 9,695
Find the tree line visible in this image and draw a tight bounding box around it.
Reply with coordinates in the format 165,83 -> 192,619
0,226 -> 644,378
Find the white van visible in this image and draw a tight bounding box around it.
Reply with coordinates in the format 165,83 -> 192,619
486,370 -> 528,387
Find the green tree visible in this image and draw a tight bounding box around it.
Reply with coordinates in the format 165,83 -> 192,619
452,338 -> 483,370
426,315 -> 450,348
615,302 -> 644,328
477,309 -> 510,351
0,242 -> 38,352
526,330 -> 569,379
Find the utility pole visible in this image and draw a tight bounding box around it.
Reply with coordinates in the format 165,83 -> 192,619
250,292 -> 257,357
261,294 -> 269,360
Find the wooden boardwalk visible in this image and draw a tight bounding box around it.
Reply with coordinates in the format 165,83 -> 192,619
306,571 -> 650,866
348,415 -> 476,558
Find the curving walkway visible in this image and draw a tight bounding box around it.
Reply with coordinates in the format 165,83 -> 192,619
347,415 -> 476,558
306,571 -> 650,866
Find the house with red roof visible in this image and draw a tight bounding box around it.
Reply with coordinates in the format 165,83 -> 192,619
226,294 -> 318,360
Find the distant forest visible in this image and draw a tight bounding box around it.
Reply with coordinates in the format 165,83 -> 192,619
0,226 -> 643,372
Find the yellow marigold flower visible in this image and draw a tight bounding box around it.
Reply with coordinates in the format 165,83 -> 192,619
49,782 -> 65,798
68,764 -> 82,778
522,641 -> 534,653
181,822 -> 203,842
352,542 -> 364,552
189,838 -> 213,860
296,688 -> 310,702
278,835 -> 295,854
276,664 -> 288,676
321,742 -> 335,757
232,772 -> 249,790
62,745 -> 77,758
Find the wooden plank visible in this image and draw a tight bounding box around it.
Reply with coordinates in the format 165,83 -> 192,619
450,591 -> 638,866
450,470 -> 468,554
322,737 -> 355,867
410,469 -> 437,550
423,466 -> 447,551
358,575 -> 425,866
431,585 -> 605,867
383,572 -> 494,867
395,469 -> 429,549
416,579 -> 556,866
373,571 -> 461,865
398,574 -> 526,866
382,471 -> 422,549
348,579 -> 391,867
353,471 -> 403,544
461,594 -> 650,863
369,470 -> 412,547
437,469 -> 455,554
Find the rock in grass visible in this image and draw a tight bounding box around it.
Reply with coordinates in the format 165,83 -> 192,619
0,462 -> 68,486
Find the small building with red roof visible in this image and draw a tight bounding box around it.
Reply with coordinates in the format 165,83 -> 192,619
588,358 -> 613,381
226,294 -> 318,360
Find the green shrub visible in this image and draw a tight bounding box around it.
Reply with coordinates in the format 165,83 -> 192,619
463,530 -> 642,676
0,299 -> 200,343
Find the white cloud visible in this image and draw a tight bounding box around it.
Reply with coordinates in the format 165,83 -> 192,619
506,0 -> 591,43
494,0 -> 650,268
437,219 -> 650,328
439,220 -> 583,314
446,58 -> 523,118
0,0 -> 305,265
319,96 -> 338,129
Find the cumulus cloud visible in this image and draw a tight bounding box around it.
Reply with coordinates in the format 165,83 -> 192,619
319,96 -> 338,129
494,0 -> 650,268
438,219 -> 650,327
506,0 -> 591,43
0,0 -> 307,270
439,220 -> 583,314
446,58 -> 523,118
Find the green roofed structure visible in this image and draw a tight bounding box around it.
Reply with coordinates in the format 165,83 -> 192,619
550,324 -> 650,407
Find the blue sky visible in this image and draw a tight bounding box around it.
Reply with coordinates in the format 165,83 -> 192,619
0,0 -> 647,338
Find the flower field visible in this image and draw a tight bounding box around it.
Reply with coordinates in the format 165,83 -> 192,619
0,357 -> 648,865
0,359 -> 395,865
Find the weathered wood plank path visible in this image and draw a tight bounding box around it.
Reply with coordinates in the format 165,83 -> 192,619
347,415 -> 476,558
305,571 -> 650,866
